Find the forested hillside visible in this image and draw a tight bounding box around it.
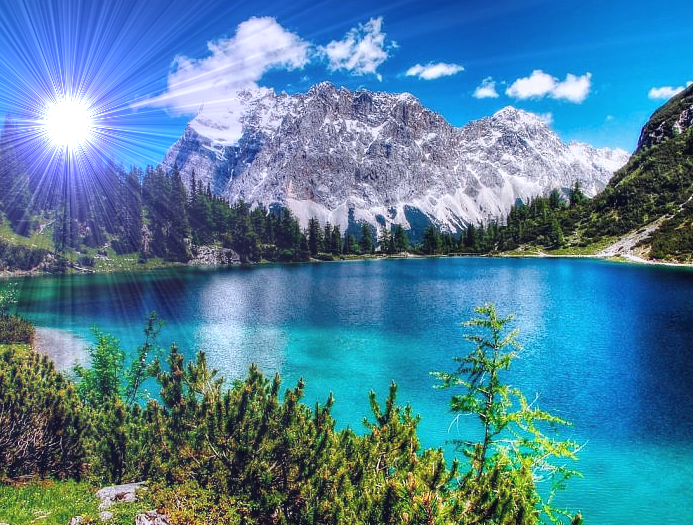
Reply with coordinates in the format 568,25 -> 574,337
0,113 -> 314,270
436,85 -> 693,261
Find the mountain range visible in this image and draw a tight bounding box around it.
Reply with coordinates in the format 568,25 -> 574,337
164,82 -> 628,235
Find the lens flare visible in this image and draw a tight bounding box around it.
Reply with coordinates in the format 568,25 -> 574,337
43,98 -> 94,149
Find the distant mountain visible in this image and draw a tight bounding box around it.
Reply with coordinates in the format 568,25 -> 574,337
164,82 -> 628,235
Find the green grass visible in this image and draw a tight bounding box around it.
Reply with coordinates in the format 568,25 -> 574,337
90,251 -> 172,273
0,218 -> 55,252
0,481 -> 99,525
0,481 -> 152,525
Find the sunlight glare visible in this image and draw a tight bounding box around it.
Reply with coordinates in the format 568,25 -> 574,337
43,98 -> 94,149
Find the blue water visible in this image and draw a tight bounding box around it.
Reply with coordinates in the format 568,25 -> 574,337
15,258 -> 693,523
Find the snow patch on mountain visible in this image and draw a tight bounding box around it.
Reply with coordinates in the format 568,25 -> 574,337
164,82 -> 629,234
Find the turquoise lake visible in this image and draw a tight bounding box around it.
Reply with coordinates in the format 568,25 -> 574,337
15,257 -> 693,523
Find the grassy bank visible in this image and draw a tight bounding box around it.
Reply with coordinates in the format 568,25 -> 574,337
0,481 -> 98,525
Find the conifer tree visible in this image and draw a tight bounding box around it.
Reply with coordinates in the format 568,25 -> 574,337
308,217 -> 324,256
165,164 -> 191,261
433,303 -> 581,524
393,224 -> 409,253
422,225 -> 442,254
323,221 -> 334,253
331,224 -> 342,255
0,347 -> 87,479
360,223 -> 374,254
569,181 -> 585,208
379,225 -> 392,254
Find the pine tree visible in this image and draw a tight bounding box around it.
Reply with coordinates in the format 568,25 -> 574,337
464,223 -> 477,250
142,165 -> 171,258
308,217 -> 324,256
120,166 -> 143,253
359,223 -> 374,254
569,181 -> 585,207
422,225 -> 442,254
379,225 -> 392,254
331,224 -> 342,255
0,346 -> 88,479
433,304 -> 581,524
0,116 -> 32,235
393,224 -> 408,253
549,188 -> 564,210
165,165 -> 190,261
323,222 -> 333,253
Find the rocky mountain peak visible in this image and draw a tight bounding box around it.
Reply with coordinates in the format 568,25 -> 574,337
636,84 -> 693,152
164,83 -> 628,236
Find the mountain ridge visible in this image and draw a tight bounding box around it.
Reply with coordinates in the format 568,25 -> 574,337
164,82 -> 628,235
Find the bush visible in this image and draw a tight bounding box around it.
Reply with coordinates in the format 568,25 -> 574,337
0,314 -> 35,344
0,347 -> 88,479
77,255 -> 95,267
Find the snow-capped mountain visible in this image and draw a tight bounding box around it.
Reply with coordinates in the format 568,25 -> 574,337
164,82 -> 629,233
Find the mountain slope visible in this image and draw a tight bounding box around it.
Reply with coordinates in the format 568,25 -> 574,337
164,82 -> 628,235
587,84 -> 693,260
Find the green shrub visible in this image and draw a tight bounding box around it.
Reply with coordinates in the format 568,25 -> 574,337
0,314 -> 35,343
0,347 -> 88,479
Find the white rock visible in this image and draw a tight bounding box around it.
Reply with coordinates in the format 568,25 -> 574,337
96,481 -> 146,510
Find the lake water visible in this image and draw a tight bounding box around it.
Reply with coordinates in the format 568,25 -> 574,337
15,257 -> 693,523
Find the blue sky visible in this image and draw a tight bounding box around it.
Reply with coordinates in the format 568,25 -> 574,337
0,0 -> 691,168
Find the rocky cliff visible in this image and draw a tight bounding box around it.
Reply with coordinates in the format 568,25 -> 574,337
164,82 -> 628,233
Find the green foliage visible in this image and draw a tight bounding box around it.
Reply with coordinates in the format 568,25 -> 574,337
0,346 -> 87,479
1,309 -> 584,523
422,225 -> 442,254
433,303 -> 581,524
359,222 -> 374,254
0,313 -> 35,343
0,237 -> 49,271
0,281 -> 18,318
74,329 -> 125,406
393,224 -> 409,253
485,90 -> 693,258
308,217 -> 324,256
0,282 -> 34,344
124,312 -> 164,405
146,480 -> 248,525
638,84 -> 693,151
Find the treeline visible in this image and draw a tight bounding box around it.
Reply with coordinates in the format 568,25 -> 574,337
0,113 -> 416,268
414,185 -> 579,255
307,219 -> 409,258
0,308 -> 582,525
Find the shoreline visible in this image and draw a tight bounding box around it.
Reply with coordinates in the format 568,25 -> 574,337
3,250 -> 693,280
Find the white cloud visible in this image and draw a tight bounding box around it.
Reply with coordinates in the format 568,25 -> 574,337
505,70 -> 555,99
648,81 -> 693,100
505,69 -> 591,103
405,62 -> 463,80
320,17 -> 393,80
133,16 -> 310,116
551,73 -> 592,103
473,77 -> 499,99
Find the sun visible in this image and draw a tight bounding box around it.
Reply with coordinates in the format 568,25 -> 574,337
43,98 -> 95,149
